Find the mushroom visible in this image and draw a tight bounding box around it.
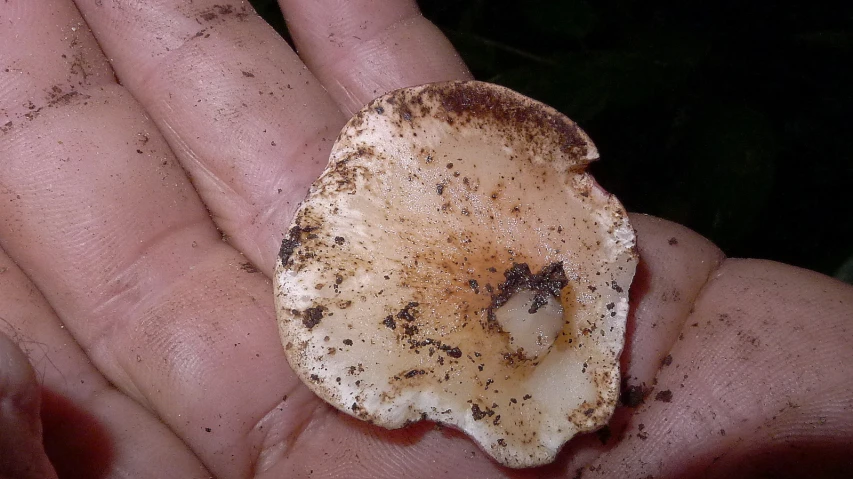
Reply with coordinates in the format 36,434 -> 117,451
274,81 -> 637,468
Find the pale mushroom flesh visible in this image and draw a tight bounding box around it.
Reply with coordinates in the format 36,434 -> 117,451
274,81 -> 638,468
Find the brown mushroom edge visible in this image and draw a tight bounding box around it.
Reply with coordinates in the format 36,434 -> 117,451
274,81 -> 638,468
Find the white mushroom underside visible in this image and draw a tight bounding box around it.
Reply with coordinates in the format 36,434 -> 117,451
275,82 -> 637,468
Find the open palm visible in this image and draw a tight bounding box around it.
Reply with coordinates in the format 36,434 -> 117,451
1,1 -> 851,478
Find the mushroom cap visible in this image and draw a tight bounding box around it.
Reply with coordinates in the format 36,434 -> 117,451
274,81 -> 638,468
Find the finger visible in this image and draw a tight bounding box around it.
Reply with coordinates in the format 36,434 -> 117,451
0,331 -> 56,479
585,260 -> 853,478
279,0 -> 472,114
1,3 -> 296,477
621,214 -> 725,390
73,0 -> 346,275
0,247 -> 208,478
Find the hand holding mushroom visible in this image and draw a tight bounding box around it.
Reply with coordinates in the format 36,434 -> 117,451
1,1 -> 851,478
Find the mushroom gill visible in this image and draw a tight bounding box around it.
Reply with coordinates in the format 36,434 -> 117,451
274,81 -> 638,468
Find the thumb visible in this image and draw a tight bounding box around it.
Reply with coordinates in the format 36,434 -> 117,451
0,331 -> 57,479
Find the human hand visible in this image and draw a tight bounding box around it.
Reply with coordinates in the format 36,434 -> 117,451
1,1 -> 851,478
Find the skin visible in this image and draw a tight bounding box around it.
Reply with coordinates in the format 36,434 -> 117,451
0,1 -> 850,478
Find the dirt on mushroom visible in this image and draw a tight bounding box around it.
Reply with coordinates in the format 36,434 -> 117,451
274,81 -> 638,468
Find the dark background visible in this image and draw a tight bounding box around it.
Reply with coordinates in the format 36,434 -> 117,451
251,0 -> 853,282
